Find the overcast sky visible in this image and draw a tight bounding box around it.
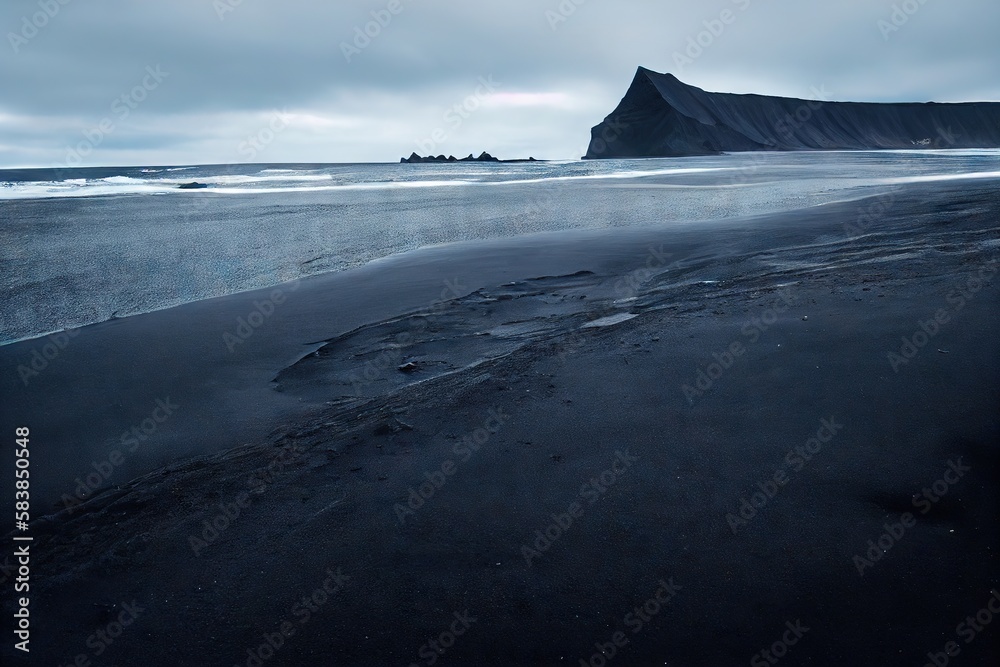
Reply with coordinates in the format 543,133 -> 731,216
1,0 -> 997,167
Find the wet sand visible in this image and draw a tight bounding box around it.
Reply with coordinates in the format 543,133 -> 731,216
2,179 -> 998,665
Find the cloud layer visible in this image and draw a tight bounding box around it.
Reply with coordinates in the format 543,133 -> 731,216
1,0 -> 997,166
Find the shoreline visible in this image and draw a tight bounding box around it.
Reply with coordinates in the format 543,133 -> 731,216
5,152 -> 1000,346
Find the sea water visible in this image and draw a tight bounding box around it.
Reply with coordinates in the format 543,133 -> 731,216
2,150 -> 998,344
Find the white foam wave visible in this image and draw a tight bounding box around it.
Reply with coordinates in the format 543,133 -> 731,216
203,180 -> 480,195
199,173 -> 335,184
495,167 -> 738,185
876,171 -> 1000,184
101,176 -> 146,184
0,169 -> 700,199
3,165 -> 997,201
0,181 -> 175,199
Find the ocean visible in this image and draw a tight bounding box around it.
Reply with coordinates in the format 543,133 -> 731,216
2,150 -> 998,345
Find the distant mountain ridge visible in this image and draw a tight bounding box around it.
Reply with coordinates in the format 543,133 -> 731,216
584,67 -> 1000,158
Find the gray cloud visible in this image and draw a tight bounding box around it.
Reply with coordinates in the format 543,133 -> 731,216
1,0 -> 997,166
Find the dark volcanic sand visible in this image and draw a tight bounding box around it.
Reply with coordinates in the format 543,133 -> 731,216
2,180 -> 999,666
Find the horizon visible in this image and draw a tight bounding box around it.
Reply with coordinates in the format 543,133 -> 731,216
2,1 -> 998,168
7,146 -> 1000,173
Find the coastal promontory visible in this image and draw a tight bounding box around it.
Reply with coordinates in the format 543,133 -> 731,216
585,67 -> 1000,158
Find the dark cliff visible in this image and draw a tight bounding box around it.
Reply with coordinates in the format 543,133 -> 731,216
585,67 -> 1000,158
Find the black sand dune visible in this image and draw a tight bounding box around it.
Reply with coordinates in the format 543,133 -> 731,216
585,67 -> 1000,158
1,180 -> 999,666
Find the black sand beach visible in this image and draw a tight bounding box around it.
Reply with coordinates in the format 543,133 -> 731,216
2,178 -> 999,665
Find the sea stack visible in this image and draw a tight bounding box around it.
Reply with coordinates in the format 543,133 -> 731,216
585,67 -> 1000,158
400,152 -> 539,163
401,151 -> 501,163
